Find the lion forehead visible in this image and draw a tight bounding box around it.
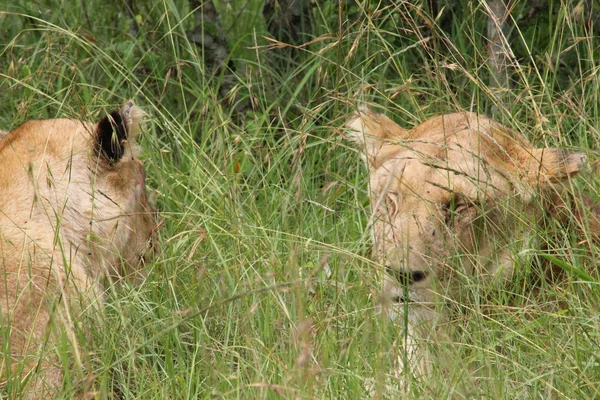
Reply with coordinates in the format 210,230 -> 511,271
372,142 -> 513,205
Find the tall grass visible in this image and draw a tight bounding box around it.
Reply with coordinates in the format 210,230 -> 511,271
0,1 -> 599,398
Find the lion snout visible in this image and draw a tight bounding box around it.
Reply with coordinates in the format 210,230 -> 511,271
385,265 -> 429,286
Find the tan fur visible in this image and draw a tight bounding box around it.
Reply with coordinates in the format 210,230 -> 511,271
347,108 -> 585,374
0,101 -> 158,398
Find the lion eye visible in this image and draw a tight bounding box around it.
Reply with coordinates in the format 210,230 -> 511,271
385,193 -> 399,217
442,197 -> 474,225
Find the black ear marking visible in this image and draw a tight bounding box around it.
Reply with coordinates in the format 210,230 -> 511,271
96,110 -> 128,162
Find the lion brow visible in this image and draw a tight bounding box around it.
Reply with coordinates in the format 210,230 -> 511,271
421,162 -> 471,178
421,162 -> 502,193
424,181 -> 457,195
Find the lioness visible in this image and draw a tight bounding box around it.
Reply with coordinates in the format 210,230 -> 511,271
0,101 -> 158,398
347,108 -> 587,374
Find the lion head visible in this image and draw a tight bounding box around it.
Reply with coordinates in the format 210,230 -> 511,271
347,108 -> 585,316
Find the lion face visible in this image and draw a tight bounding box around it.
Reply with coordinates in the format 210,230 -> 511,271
347,109 -> 585,315
94,157 -> 160,280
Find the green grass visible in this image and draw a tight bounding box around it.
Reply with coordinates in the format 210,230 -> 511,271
1,1 -> 599,398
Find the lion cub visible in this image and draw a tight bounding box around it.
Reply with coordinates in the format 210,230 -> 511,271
0,101 -> 158,397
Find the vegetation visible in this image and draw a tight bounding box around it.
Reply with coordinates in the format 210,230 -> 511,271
0,1 -> 599,398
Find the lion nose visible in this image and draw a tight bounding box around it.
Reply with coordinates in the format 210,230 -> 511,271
385,266 -> 428,286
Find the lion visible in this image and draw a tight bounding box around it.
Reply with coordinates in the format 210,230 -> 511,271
0,101 -> 159,398
346,107 -> 588,375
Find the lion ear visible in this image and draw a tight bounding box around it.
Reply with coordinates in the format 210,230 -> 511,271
95,101 -> 145,163
346,108 -> 408,169
521,148 -> 586,184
